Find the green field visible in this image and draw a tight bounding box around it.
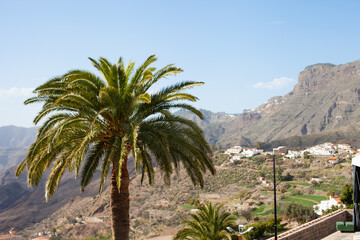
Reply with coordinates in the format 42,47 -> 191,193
283,181 -> 312,186
257,206 -> 281,216
288,188 -> 295,193
293,195 -> 327,203
252,205 -> 266,215
281,197 -> 315,207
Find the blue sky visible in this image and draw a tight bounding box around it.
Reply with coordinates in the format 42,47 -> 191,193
1,1 -> 360,127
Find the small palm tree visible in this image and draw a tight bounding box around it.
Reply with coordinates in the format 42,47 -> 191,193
173,203 -> 236,240
16,55 -> 215,240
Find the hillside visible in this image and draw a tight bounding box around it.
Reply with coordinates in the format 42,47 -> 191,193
0,126 -> 37,148
0,166 -> 104,233
22,153 -> 353,239
178,60 -> 360,148
0,126 -> 37,174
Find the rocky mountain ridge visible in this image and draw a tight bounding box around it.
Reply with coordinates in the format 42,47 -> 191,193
179,60 -> 360,148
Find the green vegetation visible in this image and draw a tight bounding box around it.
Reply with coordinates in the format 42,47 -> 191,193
340,184 -> 353,207
255,206 -> 281,216
293,195 -> 327,203
180,204 -> 195,210
173,203 -> 236,240
281,197 -> 315,207
283,181 -> 311,186
243,217 -> 283,240
281,202 -> 316,223
16,55 -> 215,240
83,234 -> 111,240
252,205 -> 266,215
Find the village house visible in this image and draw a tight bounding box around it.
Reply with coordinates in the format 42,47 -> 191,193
224,146 -> 242,154
328,156 -> 340,165
314,196 -> 345,215
286,150 -> 301,159
231,153 -> 244,160
338,143 -> 351,150
243,148 -> 263,157
262,180 -> 271,186
311,177 -> 327,183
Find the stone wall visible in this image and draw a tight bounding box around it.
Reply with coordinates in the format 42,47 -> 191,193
267,209 -> 353,240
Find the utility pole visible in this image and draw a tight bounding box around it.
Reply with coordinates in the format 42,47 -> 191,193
273,151 -> 278,240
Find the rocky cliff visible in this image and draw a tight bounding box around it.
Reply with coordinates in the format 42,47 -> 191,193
179,60 -> 360,148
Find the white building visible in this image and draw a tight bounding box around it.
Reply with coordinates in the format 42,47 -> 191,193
286,150 -> 301,159
338,144 -> 351,150
225,146 -> 242,155
314,196 -> 345,215
242,148 -> 263,157
231,153 -> 245,160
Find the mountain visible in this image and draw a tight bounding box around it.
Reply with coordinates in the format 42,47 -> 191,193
179,60 -> 360,148
0,126 -> 37,174
0,166 -> 105,233
0,126 -> 37,148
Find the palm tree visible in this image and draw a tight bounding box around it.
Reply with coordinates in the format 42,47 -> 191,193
173,203 -> 236,240
16,55 -> 215,240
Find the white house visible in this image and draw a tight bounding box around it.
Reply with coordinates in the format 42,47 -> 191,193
314,196 -> 345,215
231,153 -> 245,160
225,146 -> 242,155
286,150 -> 301,159
243,148 -> 263,157
338,144 -> 351,150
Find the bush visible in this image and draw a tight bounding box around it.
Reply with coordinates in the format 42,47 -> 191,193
239,209 -> 253,222
281,202 -> 315,223
243,217 -> 283,240
311,180 -> 318,187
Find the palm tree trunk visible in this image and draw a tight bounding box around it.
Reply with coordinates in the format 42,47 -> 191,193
110,159 -> 130,240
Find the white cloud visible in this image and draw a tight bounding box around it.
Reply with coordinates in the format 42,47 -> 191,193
253,77 -> 295,89
0,87 -> 35,101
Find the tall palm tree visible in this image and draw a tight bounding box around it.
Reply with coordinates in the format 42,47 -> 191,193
173,203 -> 236,240
16,55 -> 215,240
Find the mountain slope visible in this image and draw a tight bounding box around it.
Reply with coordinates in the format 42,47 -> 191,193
180,60 -> 360,147
0,126 -> 37,148
0,126 -> 37,174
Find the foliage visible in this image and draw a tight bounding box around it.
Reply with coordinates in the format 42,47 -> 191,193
173,203 -> 236,240
281,197 -> 315,207
252,205 -> 266,215
16,55 -> 215,239
322,205 -> 343,215
281,202 -> 316,223
239,208 -> 253,222
292,195 -> 327,203
213,154 -> 229,166
283,181 -> 311,186
242,217 -> 282,240
303,151 -> 310,159
83,234 -> 111,240
281,172 -> 294,181
340,184 -> 353,207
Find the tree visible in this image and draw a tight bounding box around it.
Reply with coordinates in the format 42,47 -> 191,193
281,202 -> 315,223
255,141 -> 263,149
16,55 -> 215,240
239,208 -> 252,222
173,203 -> 236,240
340,184 -> 353,207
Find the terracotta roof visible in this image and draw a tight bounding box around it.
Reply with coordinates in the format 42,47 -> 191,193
333,197 -> 343,205
328,156 -> 338,160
